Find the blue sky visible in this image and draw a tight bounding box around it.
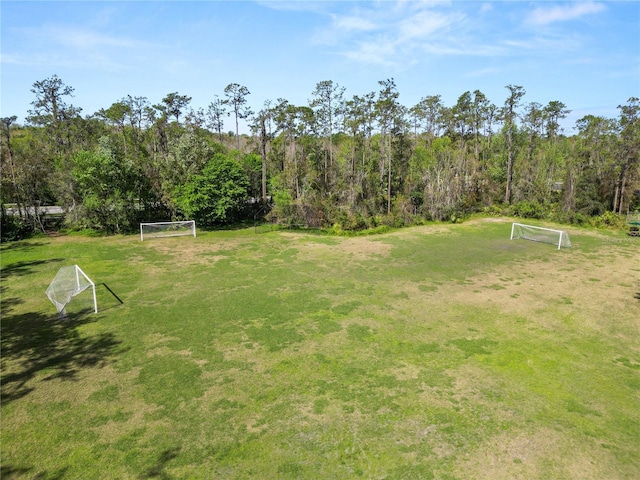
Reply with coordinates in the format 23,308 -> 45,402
2,1 -> 639,133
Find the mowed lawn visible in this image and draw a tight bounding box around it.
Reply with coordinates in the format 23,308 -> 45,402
1,218 -> 639,479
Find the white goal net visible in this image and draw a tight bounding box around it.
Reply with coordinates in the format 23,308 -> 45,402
510,223 -> 571,250
46,265 -> 98,316
140,220 -> 196,241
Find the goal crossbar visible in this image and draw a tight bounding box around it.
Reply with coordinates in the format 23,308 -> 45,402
140,220 -> 196,241
510,222 -> 571,250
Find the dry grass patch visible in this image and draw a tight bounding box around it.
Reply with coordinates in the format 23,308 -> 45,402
290,234 -> 393,265
140,235 -> 232,265
392,234 -> 639,342
388,362 -> 422,381
455,427 -> 627,480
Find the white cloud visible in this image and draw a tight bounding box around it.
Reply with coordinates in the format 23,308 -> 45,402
321,0 -> 604,68
0,51 -> 127,72
503,33 -> 583,53
480,3 -> 493,14
527,1 -> 606,25
313,1 -> 479,65
396,0 -> 454,12
464,67 -> 501,78
255,1 -> 329,13
307,1 -> 608,68
420,41 -> 506,57
397,10 -> 458,41
3,23 -> 165,73
42,26 -> 137,49
333,15 -> 377,32
32,24 -> 158,51
341,37 -> 398,66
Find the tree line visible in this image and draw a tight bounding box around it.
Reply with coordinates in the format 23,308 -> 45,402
1,75 -> 639,240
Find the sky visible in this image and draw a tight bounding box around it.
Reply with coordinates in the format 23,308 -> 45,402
1,0 -> 639,134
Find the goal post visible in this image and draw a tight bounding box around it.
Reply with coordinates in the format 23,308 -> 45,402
510,222 -> 571,250
46,265 -> 98,316
140,220 -> 196,241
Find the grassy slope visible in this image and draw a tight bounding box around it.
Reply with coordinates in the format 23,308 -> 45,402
1,219 -> 639,479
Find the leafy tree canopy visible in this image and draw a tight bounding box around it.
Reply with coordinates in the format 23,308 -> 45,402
175,153 -> 250,226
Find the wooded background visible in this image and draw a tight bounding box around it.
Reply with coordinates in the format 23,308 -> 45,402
1,75 -> 638,240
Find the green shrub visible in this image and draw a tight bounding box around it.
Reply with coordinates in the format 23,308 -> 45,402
0,213 -> 32,242
333,210 -> 368,231
482,205 -> 505,217
508,200 -> 548,219
561,211 -> 590,226
589,211 -> 625,229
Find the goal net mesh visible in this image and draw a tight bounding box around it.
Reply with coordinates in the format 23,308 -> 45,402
511,223 -> 571,248
46,265 -> 96,315
140,221 -> 196,240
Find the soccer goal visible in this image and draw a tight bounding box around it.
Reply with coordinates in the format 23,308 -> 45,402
510,222 -> 571,250
46,265 -> 98,316
626,211 -> 640,237
140,220 -> 196,241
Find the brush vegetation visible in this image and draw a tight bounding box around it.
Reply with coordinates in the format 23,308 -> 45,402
2,77 -> 639,242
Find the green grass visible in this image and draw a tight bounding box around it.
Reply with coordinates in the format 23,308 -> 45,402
2,218 -> 639,479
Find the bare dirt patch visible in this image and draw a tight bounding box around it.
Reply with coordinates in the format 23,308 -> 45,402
288,224 -> 456,267
338,237 -> 393,259
290,235 -> 393,264
397,239 -> 639,343
462,245 -> 638,337
142,238 -> 228,265
297,237 -> 391,260
455,427 -> 624,480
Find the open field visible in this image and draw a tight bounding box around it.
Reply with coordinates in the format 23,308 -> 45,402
1,218 -> 639,479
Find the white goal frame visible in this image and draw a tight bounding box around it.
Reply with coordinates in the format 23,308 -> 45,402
46,265 -> 98,315
510,222 -> 571,250
140,220 -> 196,241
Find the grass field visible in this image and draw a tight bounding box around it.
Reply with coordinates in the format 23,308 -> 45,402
1,217 -> 639,479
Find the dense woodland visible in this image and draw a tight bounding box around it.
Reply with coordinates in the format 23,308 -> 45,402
1,75 -> 639,240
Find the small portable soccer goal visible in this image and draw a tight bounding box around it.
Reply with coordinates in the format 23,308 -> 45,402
46,265 -> 98,316
140,220 -> 196,241
510,222 -> 571,250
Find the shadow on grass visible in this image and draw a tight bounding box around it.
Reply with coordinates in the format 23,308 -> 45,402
142,447 -> 181,479
0,465 -> 68,480
0,258 -> 65,278
0,285 -> 23,311
0,307 -> 125,406
100,282 -> 124,307
0,240 -> 48,253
